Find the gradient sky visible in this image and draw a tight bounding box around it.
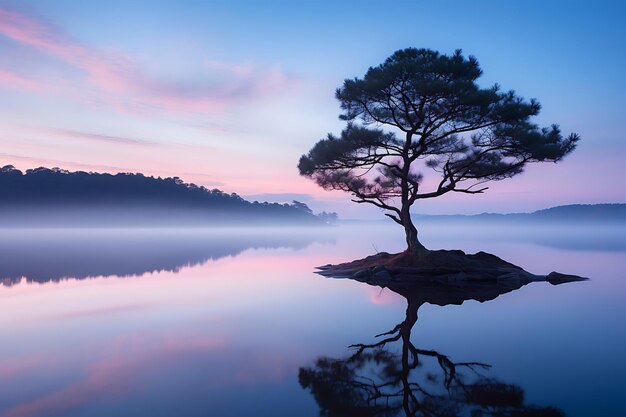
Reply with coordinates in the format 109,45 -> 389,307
0,0 -> 624,216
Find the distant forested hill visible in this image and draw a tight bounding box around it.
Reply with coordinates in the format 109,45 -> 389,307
529,204 -> 626,221
413,204 -> 626,223
0,165 -> 336,227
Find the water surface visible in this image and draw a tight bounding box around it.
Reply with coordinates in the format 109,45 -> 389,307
0,223 -> 624,416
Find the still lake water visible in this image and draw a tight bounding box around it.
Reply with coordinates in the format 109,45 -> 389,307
0,223 -> 624,416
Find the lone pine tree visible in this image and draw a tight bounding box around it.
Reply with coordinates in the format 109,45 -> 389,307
299,48 -> 579,254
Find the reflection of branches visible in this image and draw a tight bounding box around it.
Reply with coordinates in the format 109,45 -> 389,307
349,324 -> 402,355
351,323 -> 490,390
300,297 -> 565,417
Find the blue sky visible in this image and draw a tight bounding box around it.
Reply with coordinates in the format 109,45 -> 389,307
0,0 -> 624,216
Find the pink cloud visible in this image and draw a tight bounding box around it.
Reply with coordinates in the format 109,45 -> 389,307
0,69 -> 44,92
0,7 -> 298,115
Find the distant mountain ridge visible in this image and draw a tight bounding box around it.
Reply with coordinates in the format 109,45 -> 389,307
414,203 -> 626,223
0,165 -> 336,226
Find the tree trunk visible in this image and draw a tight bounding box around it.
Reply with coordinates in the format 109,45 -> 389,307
399,132 -> 427,256
401,208 -> 427,255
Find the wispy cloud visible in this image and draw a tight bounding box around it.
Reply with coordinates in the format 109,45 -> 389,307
0,69 -> 44,92
0,6 -> 298,115
42,127 -> 158,146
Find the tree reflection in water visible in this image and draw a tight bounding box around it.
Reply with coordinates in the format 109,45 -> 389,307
300,279 -> 569,417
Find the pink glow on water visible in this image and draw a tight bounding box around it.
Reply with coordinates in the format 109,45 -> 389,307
0,332 -> 230,417
0,356 -> 42,379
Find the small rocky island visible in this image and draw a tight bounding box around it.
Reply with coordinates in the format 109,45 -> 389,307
317,249 -> 587,291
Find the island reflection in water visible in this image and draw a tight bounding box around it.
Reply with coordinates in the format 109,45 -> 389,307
301,277 -> 574,416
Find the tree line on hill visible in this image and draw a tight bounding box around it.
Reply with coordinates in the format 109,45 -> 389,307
0,165 -> 337,226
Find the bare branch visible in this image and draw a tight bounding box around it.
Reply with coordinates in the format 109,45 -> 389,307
384,213 -> 402,224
